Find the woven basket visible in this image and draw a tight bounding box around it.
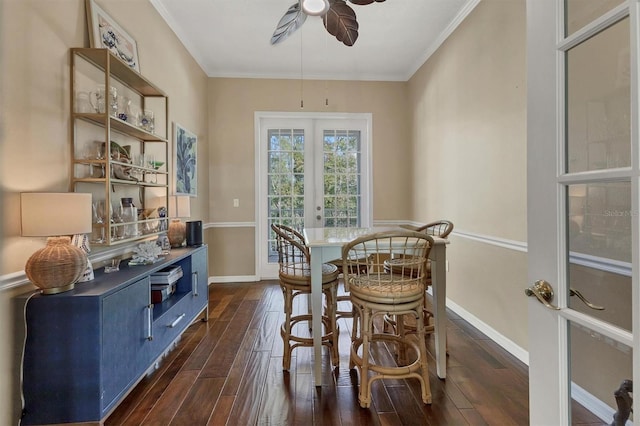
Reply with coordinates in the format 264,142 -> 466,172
25,236 -> 87,294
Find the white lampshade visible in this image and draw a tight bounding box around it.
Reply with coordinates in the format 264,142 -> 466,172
21,192 -> 92,236
20,192 -> 92,295
302,0 -> 330,16
168,195 -> 191,219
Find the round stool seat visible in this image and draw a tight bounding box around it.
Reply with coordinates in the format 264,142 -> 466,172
280,262 -> 339,286
383,257 -> 431,278
349,274 -> 424,304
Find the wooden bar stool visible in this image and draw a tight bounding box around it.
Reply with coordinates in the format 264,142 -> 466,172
342,230 -> 433,408
272,224 -> 340,371
384,220 -> 454,336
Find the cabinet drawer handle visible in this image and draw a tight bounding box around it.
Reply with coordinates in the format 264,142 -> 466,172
147,304 -> 153,341
168,313 -> 186,328
192,271 -> 198,297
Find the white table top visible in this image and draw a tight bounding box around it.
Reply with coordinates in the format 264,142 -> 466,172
303,226 -> 448,247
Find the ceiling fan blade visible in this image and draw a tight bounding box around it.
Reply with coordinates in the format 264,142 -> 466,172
324,0 -> 359,46
271,2 -> 308,45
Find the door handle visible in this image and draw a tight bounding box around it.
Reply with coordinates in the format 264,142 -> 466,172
168,313 -> 186,328
146,304 -> 154,341
570,288 -> 605,310
192,271 -> 199,297
525,281 -> 606,311
525,280 -> 560,310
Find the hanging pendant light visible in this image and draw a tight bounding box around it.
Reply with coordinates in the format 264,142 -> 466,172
301,0 -> 330,16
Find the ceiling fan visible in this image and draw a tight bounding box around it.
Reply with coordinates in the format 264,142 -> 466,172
271,0 -> 386,47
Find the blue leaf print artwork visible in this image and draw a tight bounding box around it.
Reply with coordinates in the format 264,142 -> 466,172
176,126 -> 197,196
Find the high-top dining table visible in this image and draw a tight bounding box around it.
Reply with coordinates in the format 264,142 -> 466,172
303,226 -> 449,386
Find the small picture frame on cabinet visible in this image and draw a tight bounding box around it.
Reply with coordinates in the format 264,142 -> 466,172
86,0 -> 140,72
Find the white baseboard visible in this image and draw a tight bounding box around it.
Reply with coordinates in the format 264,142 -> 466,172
572,383 -> 620,425
208,275 -> 260,284
443,294 -> 530,366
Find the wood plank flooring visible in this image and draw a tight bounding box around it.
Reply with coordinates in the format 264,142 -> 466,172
105,281 -> 605,425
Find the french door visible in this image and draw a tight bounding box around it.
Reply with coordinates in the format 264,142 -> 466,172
256,112 -> 372,278
527,0 -> 638,424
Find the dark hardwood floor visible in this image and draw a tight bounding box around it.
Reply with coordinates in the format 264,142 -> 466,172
105,280 -> 604,425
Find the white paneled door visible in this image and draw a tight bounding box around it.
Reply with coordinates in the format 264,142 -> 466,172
527,0 -> 637,424
256,112 -> 371,278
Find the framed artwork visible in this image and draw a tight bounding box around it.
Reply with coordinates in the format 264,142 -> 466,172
174,123 -> 197,197
86,0 -> 140,72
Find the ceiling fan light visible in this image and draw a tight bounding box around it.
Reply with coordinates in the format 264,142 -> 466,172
301,0 -> 330,16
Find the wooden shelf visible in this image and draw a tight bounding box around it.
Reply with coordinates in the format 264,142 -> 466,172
74,113 -> 168,142
71,48 -> 166,97
70,47 -> 170,246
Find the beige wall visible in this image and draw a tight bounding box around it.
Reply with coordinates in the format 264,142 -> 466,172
0,0 -> 209,422
1,0 -> 532,422
206,78 -> 412,277
408,0 -> 529,349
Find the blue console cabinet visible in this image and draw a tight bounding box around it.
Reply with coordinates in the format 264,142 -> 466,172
18,246 -> 208,425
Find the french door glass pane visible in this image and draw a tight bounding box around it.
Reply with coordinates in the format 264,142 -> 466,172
569,320 -> 632,424
267,128 -> 305,261
323,129 -> 361,227
568,263 -> 631,331
565,0 -> 625,36
567,182 -> 631,331
567,182 -> 631,263
559,2 -> 634,425
566,17 -> 630,173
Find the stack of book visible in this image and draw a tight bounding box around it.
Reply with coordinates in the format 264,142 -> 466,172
150,265 -> 183,303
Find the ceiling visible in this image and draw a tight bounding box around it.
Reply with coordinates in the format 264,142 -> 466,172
150,0 -> 480,82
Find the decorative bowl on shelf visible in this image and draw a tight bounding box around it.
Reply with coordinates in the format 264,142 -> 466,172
149,161 -> 164,170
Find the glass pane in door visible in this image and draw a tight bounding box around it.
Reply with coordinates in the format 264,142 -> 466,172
322,129 -> 361,227
565,0 -> 625,36
567,182 -> 631,330
569,320 -> 632,424
564,12 -> 633,423
267,128 -> 305,261
566,17 -> 630,173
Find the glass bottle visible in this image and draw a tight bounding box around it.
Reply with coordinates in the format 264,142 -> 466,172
121,197 -> 137,238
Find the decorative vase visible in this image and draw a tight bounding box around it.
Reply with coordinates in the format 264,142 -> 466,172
168,219 -> 186,248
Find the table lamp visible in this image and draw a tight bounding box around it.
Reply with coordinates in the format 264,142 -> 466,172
168,195 -> 191,248
21,192 -> 92,294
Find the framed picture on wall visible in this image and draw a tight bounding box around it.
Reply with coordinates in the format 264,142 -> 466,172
86,0 -> 140,72
174,123 -> 197,197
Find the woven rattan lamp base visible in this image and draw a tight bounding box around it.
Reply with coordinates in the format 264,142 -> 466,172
25,236 -> 87,294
